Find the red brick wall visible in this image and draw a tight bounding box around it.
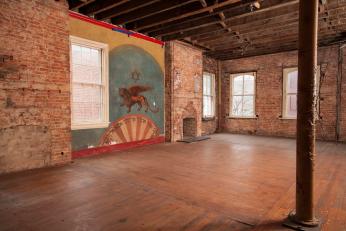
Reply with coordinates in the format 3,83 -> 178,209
164,42 -> 173,141
0,0 -> 71,173
220,45 -> 342,141
202,55 -> 220,135
165,41 -> 203,141
340,46 -> 346,142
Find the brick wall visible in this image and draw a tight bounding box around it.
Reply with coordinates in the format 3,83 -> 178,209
340,46 -> 346,142
165,41 -> 203,142
202,55 -> 220,135
220,45 -> 344,141
0,0 -> 71,173
164,42 -> 173,141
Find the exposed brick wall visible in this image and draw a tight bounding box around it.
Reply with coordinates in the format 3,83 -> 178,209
164,42 -> 173,142
0,0 -> 71,173
340,46 -> 346,142
165,41 -> 203,142
220,45 -> 342,141
202,55 -> 220,135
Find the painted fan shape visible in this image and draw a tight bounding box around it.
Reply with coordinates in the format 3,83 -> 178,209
100,114 -> 160,145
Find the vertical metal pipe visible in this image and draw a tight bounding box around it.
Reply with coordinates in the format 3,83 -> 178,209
290,0 -> 319,227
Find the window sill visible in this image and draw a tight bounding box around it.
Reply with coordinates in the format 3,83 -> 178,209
72,122 -> 109,130
202,117 -> 216,121
280,117 -> 296,120
280,117 -> 321,121
227,116 -> 258,120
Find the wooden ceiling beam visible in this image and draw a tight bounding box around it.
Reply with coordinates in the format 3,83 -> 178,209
160,0 -> 298,41
139,0 -> 254,34
212,43 -> 298,60
212,34 -> 346,60
191,3 -> 346,43
146,0 -> 259,36
127,0 -> 242,31
111,0 -> 199,26
125,2 -> 208,31
95,0 -> 160,21
69,0 -> 96,11
189,6 -> 298,41
79,0 -> 129,16
163,24 -> 224,41
149,16 -> 220,37
200,4 -> 346,47
210,28 -> 345,54
206,30 -> 345,57
203,23 -> 298,47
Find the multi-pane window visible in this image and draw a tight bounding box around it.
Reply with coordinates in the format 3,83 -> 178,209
283,68 -> 298,118
283,67 -> 320,119
70,36 -> 109,129
230,73 -> 256,117
203,72 -> 215,118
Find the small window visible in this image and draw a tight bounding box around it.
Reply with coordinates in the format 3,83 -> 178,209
70,36 -> 109,130
203,72 -> 216,118
283,67 -> 320,119
230,72 -> 256,118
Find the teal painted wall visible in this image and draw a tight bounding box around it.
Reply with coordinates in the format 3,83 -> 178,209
109,45 -> 164,132
72,128 -> 106,151
72,45 -> 164,151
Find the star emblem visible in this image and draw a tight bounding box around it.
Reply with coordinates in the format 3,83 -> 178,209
131,69 -> 141,82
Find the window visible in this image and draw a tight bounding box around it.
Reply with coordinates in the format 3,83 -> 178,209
70,36 -> 109,130
283,67 -> 320,119
230,72 -> 256,118
203,72 -> 215,118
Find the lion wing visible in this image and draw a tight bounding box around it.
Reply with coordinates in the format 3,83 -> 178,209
128,85 -> 152,96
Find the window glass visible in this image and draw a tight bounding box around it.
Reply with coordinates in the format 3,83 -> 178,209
283,67 -> 320,118
70,38 -> 108,129
203,73 -> 215,118
230,73 -> 256,117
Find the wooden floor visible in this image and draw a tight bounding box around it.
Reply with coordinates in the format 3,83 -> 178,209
1,134 -> 346,231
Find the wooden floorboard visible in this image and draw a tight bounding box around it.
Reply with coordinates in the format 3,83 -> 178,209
0,134 -> 345,231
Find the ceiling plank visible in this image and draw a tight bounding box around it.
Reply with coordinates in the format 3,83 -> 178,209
79,0 -> 129,15
206,32 -> 346,59
161,0 -> 299,41
95,0 -> 160,21
111,0 -> 199,26
69,0 -> 96,11
128,0 -> 242,31
191,2 -> 345,43
212,34 -> 346,60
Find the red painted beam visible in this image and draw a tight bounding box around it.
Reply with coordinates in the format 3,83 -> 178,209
72,136 -> 165,159
69,11 -> 165,46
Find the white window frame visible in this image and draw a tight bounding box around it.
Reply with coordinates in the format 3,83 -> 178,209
282,66 -> 320,119
230,72 -> 256,118
202,72 -> 216,119
70,36 -> 109,130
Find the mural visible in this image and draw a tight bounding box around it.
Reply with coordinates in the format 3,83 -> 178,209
100,45 -> 164,146
70,15 -> 164,152
119,85 -> 159,113
100,114 -> 160,145
109,45 -> 164,131
71,45 -> 164,151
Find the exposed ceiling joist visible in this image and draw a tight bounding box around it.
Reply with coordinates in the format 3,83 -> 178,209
110,0 -> 199,26
129,0 -> 242,31
68,0 -> 346,60
69,0 -> 96,11
95,0 -> 160,21
79,0 -> 129,16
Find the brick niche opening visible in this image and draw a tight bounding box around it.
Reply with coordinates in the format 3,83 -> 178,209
183,118 -> 197,138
